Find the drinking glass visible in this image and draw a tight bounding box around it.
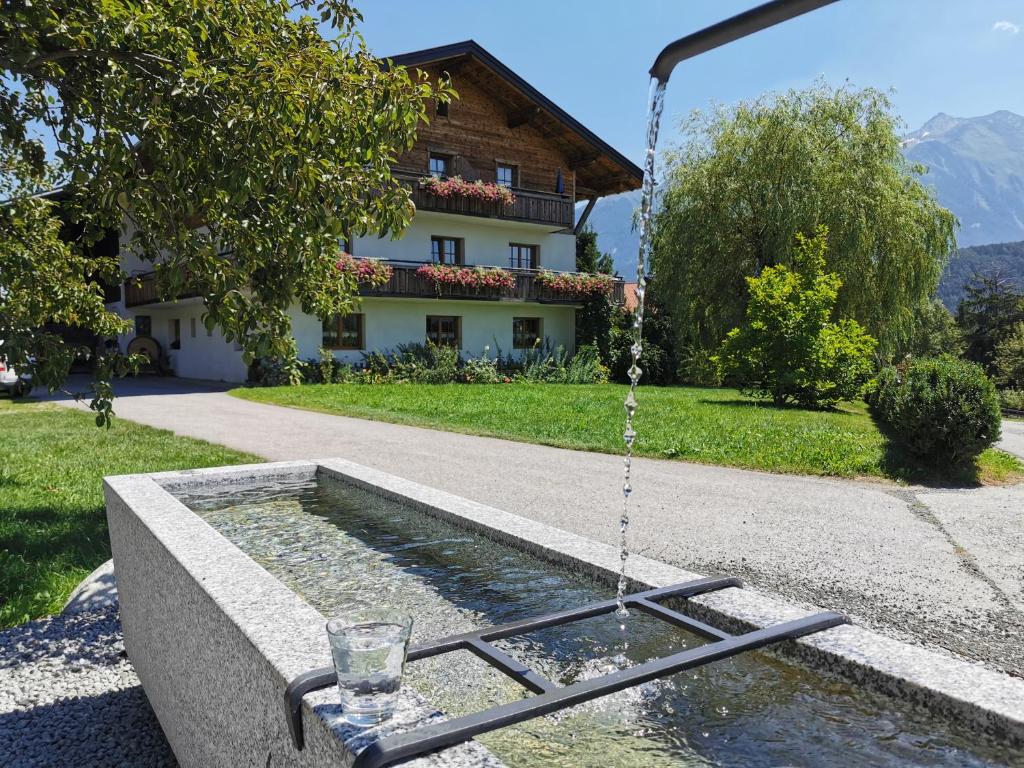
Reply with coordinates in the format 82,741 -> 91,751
326,609 -> 413,726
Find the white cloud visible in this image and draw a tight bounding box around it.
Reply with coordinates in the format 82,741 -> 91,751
992,20 -> 1020,34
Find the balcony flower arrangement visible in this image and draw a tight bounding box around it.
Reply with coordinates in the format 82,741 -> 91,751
336,252 -> 393,286
419,175 -> 516,206
416,263 -> 517,293
535,270 -> 615,297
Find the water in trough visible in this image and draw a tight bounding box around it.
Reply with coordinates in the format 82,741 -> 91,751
178,477 -> 1020,767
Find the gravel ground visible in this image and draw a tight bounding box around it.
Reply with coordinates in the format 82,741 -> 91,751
0,607 -> 175,768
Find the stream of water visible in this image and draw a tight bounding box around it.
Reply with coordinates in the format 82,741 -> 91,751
617,79 -> 668,617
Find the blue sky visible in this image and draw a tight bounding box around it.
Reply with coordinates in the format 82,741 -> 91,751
356,0 -> 1024,164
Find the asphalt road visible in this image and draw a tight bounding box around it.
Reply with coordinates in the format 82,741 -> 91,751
51,376 -> 1024,678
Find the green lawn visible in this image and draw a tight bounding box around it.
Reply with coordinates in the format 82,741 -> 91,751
232,383 -> 1022,485
0,400 -> 258,628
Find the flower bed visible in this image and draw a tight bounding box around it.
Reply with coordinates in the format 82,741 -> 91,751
416,264 -> 517,292
336,253 -> 393,286
535,270 -> 615,297
420,175 -> 515,206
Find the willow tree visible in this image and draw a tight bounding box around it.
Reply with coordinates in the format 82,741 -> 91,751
652,82 -> 956,359
1,0 -> 451,421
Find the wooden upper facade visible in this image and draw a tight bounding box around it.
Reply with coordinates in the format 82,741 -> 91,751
388,41 -> 642,228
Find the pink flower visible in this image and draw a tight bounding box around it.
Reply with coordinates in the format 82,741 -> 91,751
416,264 -> 516,291
535,270 -> 614,296
336,253 -> 394,285
419,175 -> 516,206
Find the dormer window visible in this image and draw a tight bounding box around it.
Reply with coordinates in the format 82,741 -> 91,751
429,153 -> 450,178
496,164 -> 517,188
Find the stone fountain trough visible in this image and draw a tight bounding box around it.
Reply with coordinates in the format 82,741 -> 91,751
104,459 -> 1024,767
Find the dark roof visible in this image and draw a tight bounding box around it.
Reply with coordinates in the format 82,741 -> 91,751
387,40 -> 643,196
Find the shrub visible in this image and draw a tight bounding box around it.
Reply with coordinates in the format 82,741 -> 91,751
999,388 -> 1024,412
714,228 -> 877,408
869,356 -> 1001,466
462,348 -> 502,384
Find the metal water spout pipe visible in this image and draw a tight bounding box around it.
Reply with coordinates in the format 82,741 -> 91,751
649,0 -> 839,84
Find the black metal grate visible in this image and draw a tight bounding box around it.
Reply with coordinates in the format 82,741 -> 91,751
285,575 -> 846,768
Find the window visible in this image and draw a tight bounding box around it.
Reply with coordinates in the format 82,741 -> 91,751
428,153 -> 450,178
190,317 -> 197,338
509,243 -> 538,270
323,313 -> 365,350
436,100 -> 449,118
169,319 -> 181,350
431,236 -> 463,265
493,163 -> 516,188
426,315 -> 460,348
135,315 -> 152,337
513,317 -> 542,349
496,164 -> 517,188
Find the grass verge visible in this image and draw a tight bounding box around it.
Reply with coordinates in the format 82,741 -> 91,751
0,400 -> 258,628
231,383 -> 1023,486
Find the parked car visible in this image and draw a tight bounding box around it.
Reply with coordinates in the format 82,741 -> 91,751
0,347 -> 32,398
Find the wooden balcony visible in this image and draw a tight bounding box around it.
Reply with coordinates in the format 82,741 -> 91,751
123,272 -> 198,308
361,261 -> 624,305
393,170 -> 574,228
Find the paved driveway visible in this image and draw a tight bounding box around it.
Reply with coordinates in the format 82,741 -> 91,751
51,377 -> 1024,678
1000,417 -> 1024,460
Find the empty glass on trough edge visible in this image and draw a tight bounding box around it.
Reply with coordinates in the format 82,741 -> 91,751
326,608 -> 413,727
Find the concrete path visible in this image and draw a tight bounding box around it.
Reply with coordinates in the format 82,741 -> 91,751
51,377 -> 1024,678
999,417 -> 1024,459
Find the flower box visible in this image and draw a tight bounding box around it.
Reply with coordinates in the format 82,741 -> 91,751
416,264 -> 517,293
535,270 -> 615,297
419,175 -> 516,206
336,253 -> 393,286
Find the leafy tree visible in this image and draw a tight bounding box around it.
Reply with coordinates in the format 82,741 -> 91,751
713,228 -> 877,408
956,272 -> 1024,375
653,81 -> 956,359
993,322 -> 1024,390
609,281 -> 678,386
899,298 -> 965,360
1,0 -> 451,421
575,225 -> 615,362
575,226 -> 615,276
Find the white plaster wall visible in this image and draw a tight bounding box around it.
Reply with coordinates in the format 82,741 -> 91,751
292,297 -> 576,364
133,303 -> 248,382
352,212 -> 576,272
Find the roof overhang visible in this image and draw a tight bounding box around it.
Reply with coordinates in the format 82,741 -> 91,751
387,41 -> 643,198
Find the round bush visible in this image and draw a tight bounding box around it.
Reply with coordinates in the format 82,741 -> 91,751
869,356 -> 1001,466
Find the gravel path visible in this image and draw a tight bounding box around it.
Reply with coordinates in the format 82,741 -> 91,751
0,607 -> 175,767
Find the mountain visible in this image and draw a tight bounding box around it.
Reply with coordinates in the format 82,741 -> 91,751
937,240 -> 1024,309
577,190 -> 643,277
903,111 -> 1024,247
585,110 -> 1024,294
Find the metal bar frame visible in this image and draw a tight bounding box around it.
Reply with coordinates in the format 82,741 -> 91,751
284,576 -> 846,768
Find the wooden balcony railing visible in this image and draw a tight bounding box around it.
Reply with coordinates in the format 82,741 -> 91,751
124,264 -> 625,308
123,272 -> 198,308
393,170 -> 574,228
361,261 -> 625,305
